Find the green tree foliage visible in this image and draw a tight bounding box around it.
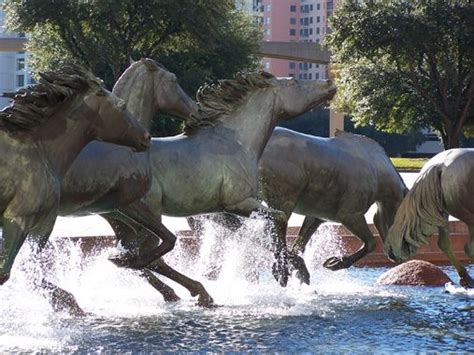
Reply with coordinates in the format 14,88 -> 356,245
326,0 -> 474,149
3,0 -> 261,135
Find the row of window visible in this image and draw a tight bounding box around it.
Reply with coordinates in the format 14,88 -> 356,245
289,27 -> 321,36
289,62 -> 320,70
291,3 -> 322,13
287,73 -> 321,80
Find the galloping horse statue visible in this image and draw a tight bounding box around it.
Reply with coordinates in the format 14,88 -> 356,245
384,148 -> 474,288
0,65 -> 149,296
110,72 -> 337,289
190,129 -> 407,284
59,59 -> 215,307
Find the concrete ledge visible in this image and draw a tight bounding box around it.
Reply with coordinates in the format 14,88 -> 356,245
0,37 -> 27,52
256,41 -> 331,64
59,221 -> 472,267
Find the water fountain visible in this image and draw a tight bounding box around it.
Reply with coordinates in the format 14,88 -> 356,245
0,216 -> 472,352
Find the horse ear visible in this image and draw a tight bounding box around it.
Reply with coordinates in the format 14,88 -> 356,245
141,58 -> 158,71
129,56 -> 136,65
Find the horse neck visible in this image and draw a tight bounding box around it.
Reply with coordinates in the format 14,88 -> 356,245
113,72 -> 155,131
216,89 -> 278,160
34,96 -> 95,179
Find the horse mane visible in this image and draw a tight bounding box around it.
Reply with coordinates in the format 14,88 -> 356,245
390,164 -> 447,251
0,64 -> 101,133
184,71 -> 275,134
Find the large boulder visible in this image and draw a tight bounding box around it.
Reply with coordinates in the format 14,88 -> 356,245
377,260 -> 452,287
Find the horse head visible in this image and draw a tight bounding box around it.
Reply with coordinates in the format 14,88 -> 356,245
273,77 -> 337,120
113,59 -> 197,129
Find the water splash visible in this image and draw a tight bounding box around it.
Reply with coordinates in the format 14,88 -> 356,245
1,219 -> 471,352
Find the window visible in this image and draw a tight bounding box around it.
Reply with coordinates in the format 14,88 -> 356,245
309,73 -> 312,80
303,73 -> 308,80
266,4 -> 271,11
299,74 -> 303,79
289,29 -> 296,36
290,18 -> 296,25
16,74 -> 24,87
316,27 -> 320,34
309,28 -> 313,35
16,58 -> 25,71
310,5 -> 313,11
28,76 -> 36,85
289,73 -> 295,78
317,3 -> 321,10
310,17 -> 313,24
264,17 -> 271,25
290,5 -> 296,12
289,62 -> 296,69
316,16 -> 320,23
315,73 -> 319,79
309,63 -> 313,69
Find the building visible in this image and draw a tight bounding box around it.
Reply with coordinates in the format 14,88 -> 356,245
0,3 -> 32,109
259,0 -> 334,80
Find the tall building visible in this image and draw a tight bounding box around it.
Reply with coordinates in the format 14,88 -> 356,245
0,3 -> 32,109
260,0 -> 333,80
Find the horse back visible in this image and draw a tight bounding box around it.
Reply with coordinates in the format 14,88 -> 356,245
438,149 -> 474,223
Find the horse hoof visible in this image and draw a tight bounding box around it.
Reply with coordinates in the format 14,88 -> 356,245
290,255 -> 310,285
460,277 -> 474,289
197,294 -> 216,308
0,273 -> 10,285
323,256 -> 349,271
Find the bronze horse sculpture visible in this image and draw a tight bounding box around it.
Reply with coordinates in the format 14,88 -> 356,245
0,65 -> 150,290
384,148 -> 474,288
190,129 -> 408,284
59,59 -> 216,307
109,73 -> 337,290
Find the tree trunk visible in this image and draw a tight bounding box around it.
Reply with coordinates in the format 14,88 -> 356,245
442,127 -> 461,149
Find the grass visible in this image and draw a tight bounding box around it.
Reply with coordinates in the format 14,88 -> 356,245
390,157 -> 428,170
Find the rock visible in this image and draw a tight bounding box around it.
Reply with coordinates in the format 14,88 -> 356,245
377,260 -> 452,287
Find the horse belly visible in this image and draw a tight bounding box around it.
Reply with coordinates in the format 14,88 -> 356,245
60,147 -> 150,215
160,178 -> 222,217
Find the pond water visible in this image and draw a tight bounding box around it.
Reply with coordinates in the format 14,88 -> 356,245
0,222 -> 473,352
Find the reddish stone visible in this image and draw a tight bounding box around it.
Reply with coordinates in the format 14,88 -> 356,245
377,260 -> 452,287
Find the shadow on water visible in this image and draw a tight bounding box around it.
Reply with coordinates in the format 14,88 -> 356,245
0,219 -> 473,352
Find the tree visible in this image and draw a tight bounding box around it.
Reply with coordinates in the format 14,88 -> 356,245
326,0 -> 474,149
3,0 -> 261,135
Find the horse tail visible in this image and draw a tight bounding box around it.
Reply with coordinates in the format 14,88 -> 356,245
391,165 -> 447,248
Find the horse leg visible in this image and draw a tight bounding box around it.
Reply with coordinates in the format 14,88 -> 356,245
110,200 -> 177,269
146,259 -> 215,307
102,213 -> 180,303
289,216 -> 324,284
324,214 -> 376,271
224,198 -> 294,287
33,222 -> 87,316
373,201 -> 398,242
0,217 -> 30,284
437,225 -> 474,288
464,224 -> 474,260
292,216 -> 324,254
